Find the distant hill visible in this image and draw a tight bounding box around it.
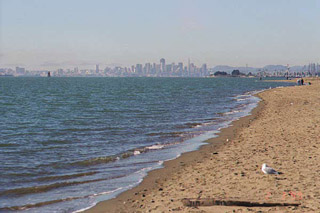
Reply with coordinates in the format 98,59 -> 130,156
290,66 -> 305,72
211,64 -> 306,74
262,65 -> 287,71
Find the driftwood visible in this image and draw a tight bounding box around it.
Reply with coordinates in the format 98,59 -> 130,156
182,198 -> 300,207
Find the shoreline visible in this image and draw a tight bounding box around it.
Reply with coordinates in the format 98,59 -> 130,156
86,78 -> 320,212
85,88 -> 267,213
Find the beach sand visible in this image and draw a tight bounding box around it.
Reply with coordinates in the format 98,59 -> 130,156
86,78 -> 320,213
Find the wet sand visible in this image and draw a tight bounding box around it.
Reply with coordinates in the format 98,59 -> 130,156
86,78 -> 320,213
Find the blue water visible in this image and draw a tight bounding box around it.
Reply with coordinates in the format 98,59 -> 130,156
0,77 -> 294,212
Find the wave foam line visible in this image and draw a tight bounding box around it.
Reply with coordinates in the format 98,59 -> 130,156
1,187 -> 125,212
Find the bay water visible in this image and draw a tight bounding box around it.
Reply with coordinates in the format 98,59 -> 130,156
0,77 -> 294,212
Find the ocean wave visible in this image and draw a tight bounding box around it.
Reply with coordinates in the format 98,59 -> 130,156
39,139 -> 72,145
0,143 -> 19,147
66,142 -> 175,168
146,131 -> 184,137
134,166 -> 153,174
70,156 -> 117,167
130,160 -> 161,167
203,118 -> 218,121
36,171 -> 98,182
0,175 -> 126,197
223,110 -> 242,115
184,122 -> 203,128
247,89 -> 265,95
146,144 -> 165,150
236,98 -> 248,102
175,122 -> 203,129
133,150 -> 141,155
0,197 -> 80,211
0,187 -> 125,212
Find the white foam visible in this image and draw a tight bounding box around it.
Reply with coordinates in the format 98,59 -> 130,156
224,110 -> 241,115
236,98 -> 247,101
235,94 -> 250,97
92,187 -> 124,197
73,203 -> 97,213
146,144 -> 164,150
134,166 -> 153,174
133,150 -> 141,155
73,186 -> 131,212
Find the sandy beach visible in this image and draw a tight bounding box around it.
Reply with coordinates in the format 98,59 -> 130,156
86,78 -> 320,213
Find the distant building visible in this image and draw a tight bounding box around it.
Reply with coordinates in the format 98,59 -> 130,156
201,64 -> 207,76
57,69 -> 64,76
74,67 -> 79,75
155,64 -> 161,76
96,64 -> 99,74
189,63 -> 195,76
144,63 -> 151,75
166,64 -> 172,73
160,58 -> 166,73
15,67 -> 25,75
135,64 -> 143,75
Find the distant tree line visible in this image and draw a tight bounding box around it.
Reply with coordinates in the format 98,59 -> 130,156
213,70 -> 246,77
213,71 -> 228,76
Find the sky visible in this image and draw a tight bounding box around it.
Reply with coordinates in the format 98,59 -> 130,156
1,0 -> 319,70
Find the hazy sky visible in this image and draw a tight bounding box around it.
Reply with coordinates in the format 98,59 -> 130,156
1,0 -> 319,69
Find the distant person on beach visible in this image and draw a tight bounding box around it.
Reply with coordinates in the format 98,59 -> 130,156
297,79 -> 301,85
301,78 -> 304,85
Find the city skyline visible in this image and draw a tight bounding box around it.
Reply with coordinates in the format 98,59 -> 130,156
1,57 -> 319,77
1,0 -> 320,69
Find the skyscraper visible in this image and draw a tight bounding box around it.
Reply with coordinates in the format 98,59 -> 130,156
135,64 -> 143,75
201,64 -> 207,76
178,62 -> 183,76
96,64 -> 99,74
188,58 -> 191,76
144,63 -> 151,75
160,58 -> 166,74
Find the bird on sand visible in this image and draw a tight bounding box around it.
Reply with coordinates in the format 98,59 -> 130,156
261,163 -> 280,175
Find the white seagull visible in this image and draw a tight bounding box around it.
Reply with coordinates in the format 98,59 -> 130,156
261,163 -> 280,175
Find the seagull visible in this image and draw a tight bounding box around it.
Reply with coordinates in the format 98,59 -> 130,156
261,163 -> 280,175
